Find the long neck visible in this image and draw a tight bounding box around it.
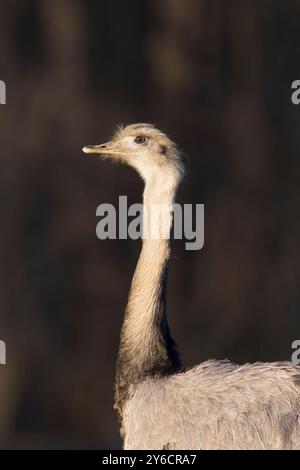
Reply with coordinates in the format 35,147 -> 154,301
114,172 -> 181,417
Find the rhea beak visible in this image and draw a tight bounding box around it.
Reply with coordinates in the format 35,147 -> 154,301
82,141 -> 133,164
82,141 -> 114,156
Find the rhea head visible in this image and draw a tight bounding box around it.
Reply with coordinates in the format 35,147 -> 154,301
82,124 -> 186,194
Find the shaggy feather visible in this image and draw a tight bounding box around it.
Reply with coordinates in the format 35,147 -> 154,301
123,361 -> 300,449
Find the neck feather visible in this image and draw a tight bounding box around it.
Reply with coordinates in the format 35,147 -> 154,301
114,170 -> 181,418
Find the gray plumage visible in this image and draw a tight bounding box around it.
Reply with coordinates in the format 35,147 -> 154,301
123,360 -> 300,449
83,123 -> 300,450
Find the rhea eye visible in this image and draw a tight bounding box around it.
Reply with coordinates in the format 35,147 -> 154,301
134,135 -> 148,145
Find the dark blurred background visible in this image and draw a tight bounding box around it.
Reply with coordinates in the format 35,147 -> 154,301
0,0 -> 300,449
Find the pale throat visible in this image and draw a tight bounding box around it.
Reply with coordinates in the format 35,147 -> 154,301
142,167 -> 179,241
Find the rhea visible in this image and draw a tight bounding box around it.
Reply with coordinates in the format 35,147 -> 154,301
83,124 -> 300,450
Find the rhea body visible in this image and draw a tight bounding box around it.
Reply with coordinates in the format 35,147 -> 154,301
83,124 -> 300,450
